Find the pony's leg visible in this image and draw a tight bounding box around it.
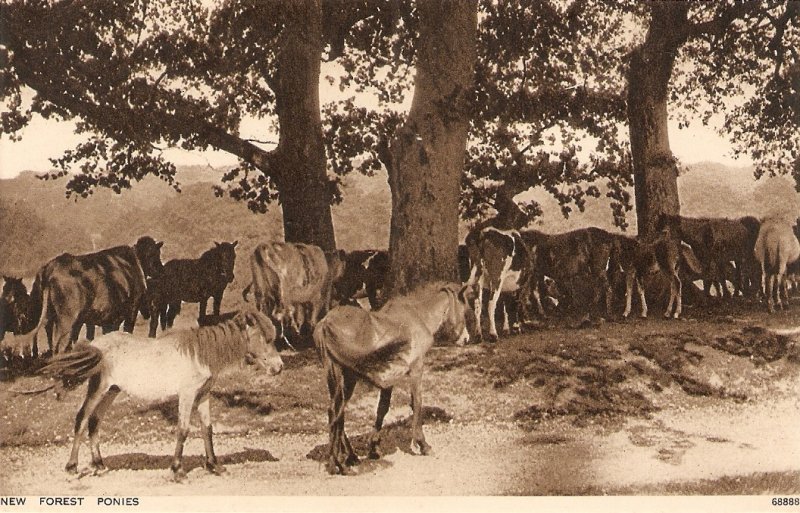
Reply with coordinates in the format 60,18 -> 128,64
212,293 -> 223,317
368,388 -> 393,460
473,283 -> 484,343
408,370 -> 431,455
486,286 -> 502,342
340,369 -> 359,466
664,274 -> 676,319
324,360 -> 350,475
87,388 -> 119,473
766,273 -> 776,313
171,389 -> 200,481
532,282 -> 546,318
622,270 -> 635,319
199,297 -> 209,322
148,302 -> 160,338
197,394 -> 225,475
673,272 -> 683,319
777,271 -> 788,309
85,324 -> 95,341
637,276 -> 648,318
65,375 -> 105,473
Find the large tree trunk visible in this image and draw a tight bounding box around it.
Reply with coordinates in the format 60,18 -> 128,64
627,4 -> 690,238
270,0 -> 336,251
385,0 -> 478,295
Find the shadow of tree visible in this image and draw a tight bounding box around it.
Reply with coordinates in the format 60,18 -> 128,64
103,447 -> 278,472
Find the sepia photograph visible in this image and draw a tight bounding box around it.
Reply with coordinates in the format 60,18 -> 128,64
0,1 -> 799,511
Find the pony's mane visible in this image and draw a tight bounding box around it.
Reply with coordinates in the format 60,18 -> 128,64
174,310 -> 270,373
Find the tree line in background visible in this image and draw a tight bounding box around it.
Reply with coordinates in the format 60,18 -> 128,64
1,0 -> 798,294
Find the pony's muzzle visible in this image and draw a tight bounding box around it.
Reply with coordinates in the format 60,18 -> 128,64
256,357 -> 283,376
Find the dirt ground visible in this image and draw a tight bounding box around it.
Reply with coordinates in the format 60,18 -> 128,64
1,298 -> 799,496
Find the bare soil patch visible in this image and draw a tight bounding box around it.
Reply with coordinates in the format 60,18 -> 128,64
1,298 -> 799,495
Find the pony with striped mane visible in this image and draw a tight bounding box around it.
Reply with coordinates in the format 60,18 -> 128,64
40,309 -> 283,481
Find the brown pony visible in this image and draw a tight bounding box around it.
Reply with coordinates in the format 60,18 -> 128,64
313,282 -> 474,475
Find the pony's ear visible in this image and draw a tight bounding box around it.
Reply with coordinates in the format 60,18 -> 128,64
232,240 -> 239,248
156,241 -> 164,249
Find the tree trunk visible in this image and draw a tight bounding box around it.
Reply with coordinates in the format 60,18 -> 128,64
627,4 -> 690,238
270,0 -> 336,251
385,0 -> 478,295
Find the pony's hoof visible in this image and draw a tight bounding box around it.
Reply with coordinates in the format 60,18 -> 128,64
65,462 -> 78,474
488,334 -> 499,344
205,462 -> 226,475
415,440 -> 432,455
171,468 -> 188,482
368,448 -> 380,460
91,461 -> 107,475
325,459 -> 349,475
344,452 -> 360,466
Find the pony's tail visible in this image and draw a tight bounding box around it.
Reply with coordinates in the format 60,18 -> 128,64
680,244 -> 704,276
38,343 -> 104,386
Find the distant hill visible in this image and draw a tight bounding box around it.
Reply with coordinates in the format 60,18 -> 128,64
2,162 -> 798,282
517,162 -> 799,235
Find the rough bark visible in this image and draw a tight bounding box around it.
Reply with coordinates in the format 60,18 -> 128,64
385,0 -> 478,295
627,4 -> 690,239
270,0 -> 336,250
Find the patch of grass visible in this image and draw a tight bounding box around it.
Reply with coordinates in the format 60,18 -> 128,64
595,470 -> 800,495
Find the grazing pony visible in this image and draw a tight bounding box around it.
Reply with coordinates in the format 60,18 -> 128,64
147,241 -> 238,337
313,282 -> 475,475
245,242 -> 345,342
754,216 -> 800,313
610,233 -> 703,319
40,310 -> 283,481
520,227 -> 617,319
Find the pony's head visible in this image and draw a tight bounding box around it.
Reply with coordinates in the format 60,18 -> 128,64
436,282 -> 478,346
0,276 -> 29,336
207,241 -> 238,284
1,276 -> 26,302
135,236 -> 164,278
239,309 -> 282,375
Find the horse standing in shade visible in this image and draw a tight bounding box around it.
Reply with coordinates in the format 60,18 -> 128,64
754,216 -> 800,313
313,282 -> 475,475
147,241 -> 238,337
40,309 -> 283,481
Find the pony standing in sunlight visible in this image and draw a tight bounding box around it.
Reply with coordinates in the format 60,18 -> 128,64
40,309 -> 283,482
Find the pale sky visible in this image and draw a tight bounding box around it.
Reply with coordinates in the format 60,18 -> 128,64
0,112 -> 752,180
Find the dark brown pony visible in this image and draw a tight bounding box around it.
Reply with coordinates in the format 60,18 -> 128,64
147,241 -> 238,337
609,231 -> 704,319
1,276 -> 37,341
313,282 -> 474,475
520,227 -> 617,319
657,214 -> 760,298
25,236 -> 164,355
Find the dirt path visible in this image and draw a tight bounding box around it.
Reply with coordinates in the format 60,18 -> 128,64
2,377 -> 799,495
2,302 -> 800,496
